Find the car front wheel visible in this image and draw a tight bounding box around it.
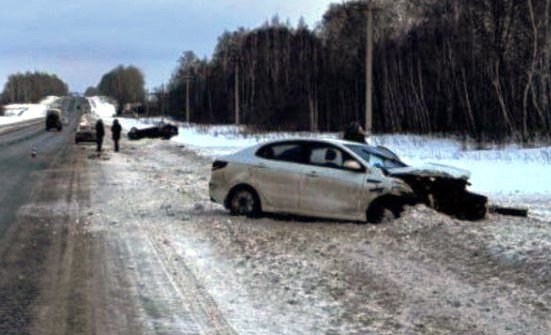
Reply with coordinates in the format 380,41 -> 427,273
228,187 -> 260,217
128,127 -> 139,139
366,198 -> 402,224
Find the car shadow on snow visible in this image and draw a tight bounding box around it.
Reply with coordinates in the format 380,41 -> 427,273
198,209 -> 372,225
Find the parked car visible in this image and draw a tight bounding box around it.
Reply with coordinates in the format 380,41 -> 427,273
74,114 -> 97,143
209,138 -> 487,223
45,108 -> 63,131
128,122 -> 178,140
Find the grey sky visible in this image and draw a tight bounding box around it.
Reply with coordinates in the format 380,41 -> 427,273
0,0 -> 335,93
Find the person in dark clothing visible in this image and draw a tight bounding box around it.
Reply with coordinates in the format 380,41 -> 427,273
111,119 -> 122,152
95,119 -> 105,152
343,121 -> 366,143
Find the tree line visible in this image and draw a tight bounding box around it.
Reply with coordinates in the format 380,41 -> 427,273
160,0 -> 551,143
3,0 -> 550,143
93,65 -> 146,115
1,71 -> 68,104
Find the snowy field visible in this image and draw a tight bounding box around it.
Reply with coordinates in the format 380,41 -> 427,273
0,96 -> 60,125
3,95 -> 550,199
85,96 -> 551,200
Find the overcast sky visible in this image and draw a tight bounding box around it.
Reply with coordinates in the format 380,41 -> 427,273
0,0 -> 336,93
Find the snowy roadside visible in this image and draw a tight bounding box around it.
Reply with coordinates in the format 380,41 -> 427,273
79,95 -> 551,206
0,96 -> 60,126
86,136 -> 551,334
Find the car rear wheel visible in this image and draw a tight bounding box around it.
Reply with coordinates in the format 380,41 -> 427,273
228,187 -> 261,217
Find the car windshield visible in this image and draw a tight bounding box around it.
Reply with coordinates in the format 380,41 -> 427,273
344,143 -> 407,170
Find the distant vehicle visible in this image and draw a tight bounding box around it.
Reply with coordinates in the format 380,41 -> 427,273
45,109 -> 63,131
128,122 -> 178,140
74,114 -> 97,143
209,138 -> 487,223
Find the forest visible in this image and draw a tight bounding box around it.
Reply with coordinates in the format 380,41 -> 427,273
2,0 -> 550,143
163,0 -> 551,143
0,72 -> 68,104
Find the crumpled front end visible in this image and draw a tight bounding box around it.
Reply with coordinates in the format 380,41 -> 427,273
388,163 -> 487,220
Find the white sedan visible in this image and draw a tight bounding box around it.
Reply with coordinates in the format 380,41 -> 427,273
208,138 -> 416,223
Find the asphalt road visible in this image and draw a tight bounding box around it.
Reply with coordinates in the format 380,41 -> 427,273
0,97 -> 81,237
0,97 -> 82,333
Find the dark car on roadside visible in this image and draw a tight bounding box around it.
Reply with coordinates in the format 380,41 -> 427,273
45,108 -> 63,131
128,122 -> 178,140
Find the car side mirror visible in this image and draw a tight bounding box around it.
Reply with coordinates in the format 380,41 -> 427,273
343,160 -> 362,171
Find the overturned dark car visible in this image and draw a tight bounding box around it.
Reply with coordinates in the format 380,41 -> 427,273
351,144 -> 488,221
128,122 -> 178,140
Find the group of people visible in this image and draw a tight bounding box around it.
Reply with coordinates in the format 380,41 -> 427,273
95,118 -> 122,153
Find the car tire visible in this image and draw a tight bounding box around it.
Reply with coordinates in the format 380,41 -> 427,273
228,186 -> 261,217
366,201 -> 397,224
128,127 -> 138,140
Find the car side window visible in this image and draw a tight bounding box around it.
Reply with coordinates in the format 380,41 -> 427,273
309,145 -> 344,168
256,143 -> 305,163
256,146 -> 275,159
307,145 -> 365,171
340,151 -> 364,171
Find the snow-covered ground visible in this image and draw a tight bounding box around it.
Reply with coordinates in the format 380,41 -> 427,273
78,98 -> 551,334
166,127 -> 551,198
0,96 -> 60,125
81,96 -> 551,199
87,138 -> 551,334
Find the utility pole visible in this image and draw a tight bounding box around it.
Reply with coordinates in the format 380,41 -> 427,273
234,63 -> 240,126
158,84 -> 165,121
184,75 -> 192,123
145,89 -> 150,118
365,5 -> 374,138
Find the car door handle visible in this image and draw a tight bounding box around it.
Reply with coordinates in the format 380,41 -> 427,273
367,179 -> 382,184
254,164 -> 267,169
307,172 -> 318,178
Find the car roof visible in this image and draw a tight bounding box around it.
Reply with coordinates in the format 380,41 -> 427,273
254,137 -> 403,161
257,137 -> 352,146
255,137 -> 383,150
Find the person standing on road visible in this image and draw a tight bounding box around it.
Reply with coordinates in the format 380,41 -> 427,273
111,119 -> 122,152
95,118 -> 105,153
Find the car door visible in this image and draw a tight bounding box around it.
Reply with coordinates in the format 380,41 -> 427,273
299,143 -> 367,219
249,142 -> 309,213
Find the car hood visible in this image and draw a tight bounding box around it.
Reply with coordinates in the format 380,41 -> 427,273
387,162 -> 471,180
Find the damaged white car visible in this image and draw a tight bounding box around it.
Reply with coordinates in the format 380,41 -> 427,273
209,138 -> 487,223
